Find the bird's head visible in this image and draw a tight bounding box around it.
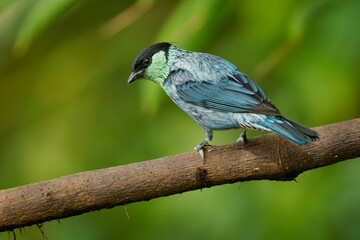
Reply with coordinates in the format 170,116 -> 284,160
128,42 -> 172,86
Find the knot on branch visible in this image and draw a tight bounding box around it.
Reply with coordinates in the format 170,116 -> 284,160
195,167 -> 209,188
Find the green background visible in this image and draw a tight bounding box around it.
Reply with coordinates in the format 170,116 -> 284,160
0,0 -> 359,239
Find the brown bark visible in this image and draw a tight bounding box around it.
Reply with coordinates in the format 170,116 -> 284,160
0,119 -> 359,232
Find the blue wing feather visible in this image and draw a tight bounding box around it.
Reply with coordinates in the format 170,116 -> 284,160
173,69 -> 280,115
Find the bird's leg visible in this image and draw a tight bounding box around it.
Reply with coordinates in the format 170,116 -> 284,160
194,128 -> 213,163
236,129 -> 247,144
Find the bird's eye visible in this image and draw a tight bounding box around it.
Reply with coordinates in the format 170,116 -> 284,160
143,57 -> 151,66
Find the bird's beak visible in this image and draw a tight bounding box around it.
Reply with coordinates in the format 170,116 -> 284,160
128,70 -> 144,84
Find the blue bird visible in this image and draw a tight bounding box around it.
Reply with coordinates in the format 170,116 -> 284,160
128,42 -> 319,160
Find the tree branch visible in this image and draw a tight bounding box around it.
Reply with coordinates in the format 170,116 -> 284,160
1,119 -> 359,232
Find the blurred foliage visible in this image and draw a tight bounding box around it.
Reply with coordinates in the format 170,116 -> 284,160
0,0 -> 359,239
12,0 -> 77,57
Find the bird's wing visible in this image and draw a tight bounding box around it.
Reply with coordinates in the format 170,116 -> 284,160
174,70 -> 281,116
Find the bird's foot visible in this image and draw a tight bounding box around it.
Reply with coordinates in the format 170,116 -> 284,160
236,130 -> 248,144
194,140 -> 209,163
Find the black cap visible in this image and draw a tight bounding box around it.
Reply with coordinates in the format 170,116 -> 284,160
132,42 -> 171,72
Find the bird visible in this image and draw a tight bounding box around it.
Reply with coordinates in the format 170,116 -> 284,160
128,42 -> 319,160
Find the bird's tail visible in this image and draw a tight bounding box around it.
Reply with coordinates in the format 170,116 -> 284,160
262,116 -> 319,145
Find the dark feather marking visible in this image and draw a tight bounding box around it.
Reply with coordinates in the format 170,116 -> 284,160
132,42 -> 171,72
282,116 -> 319,139
201,100 -> 208,108
232,74 -> 263,98
228,74 -> 280,115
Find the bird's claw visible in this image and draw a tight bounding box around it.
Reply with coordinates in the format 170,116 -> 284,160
236,136 -> 248,144
197,148 -> 205,162
236,130 -> 248,144
194,141 -> 208,163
